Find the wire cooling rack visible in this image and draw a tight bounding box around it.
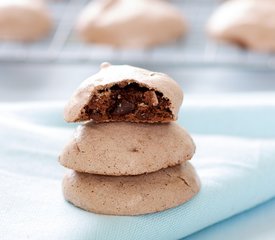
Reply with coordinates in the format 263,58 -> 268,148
0,0 -> 275,69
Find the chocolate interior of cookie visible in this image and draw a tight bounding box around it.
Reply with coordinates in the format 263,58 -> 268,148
82,82 -> 173,122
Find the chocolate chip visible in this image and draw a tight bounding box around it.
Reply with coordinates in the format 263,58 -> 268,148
112,99 -> 135,115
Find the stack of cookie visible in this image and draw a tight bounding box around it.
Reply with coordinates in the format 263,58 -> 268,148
59,63 -> 200,216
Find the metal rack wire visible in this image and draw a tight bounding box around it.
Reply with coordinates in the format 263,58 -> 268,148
0,0 -> 275,69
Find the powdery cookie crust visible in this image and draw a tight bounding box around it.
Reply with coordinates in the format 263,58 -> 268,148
64,63 -> 183,123
62,162 -> 200,216
207,0 -> 275,52
76,0 -> 187,48
0,0 -> 52,42
59,121 -> 195,176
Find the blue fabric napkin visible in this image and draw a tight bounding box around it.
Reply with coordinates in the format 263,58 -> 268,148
1,93 -> 275,240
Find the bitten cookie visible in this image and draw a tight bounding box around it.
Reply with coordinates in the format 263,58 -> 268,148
207,0 -> 275,52
59,122 -> 195,176
76,0 -> 187,48
64,63 -> 183,123
0,0 -> 52,42
63,162 -> 200,216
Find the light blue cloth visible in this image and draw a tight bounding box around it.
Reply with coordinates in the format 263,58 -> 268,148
1,93 -> 275,240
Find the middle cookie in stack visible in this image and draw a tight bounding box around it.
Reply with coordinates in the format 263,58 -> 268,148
59,63 -> 200,215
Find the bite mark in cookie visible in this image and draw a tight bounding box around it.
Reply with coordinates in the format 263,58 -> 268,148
64,63 -> 183,123
82,82 -> 173,123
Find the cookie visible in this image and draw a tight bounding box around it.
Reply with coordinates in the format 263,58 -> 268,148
64,63 -> 183,123
76,0 -> 187,48
0,0 -> 52,42
207,0 -> 275,52
59,121 -> 195,176
62,162 -> 200,216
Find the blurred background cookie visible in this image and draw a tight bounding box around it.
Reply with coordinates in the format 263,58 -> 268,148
0,0 -> 52,42
76,0 -> 187,48
207,0 -> 275,52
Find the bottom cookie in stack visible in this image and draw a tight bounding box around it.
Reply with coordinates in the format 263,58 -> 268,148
62,162 -> 200,216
